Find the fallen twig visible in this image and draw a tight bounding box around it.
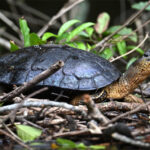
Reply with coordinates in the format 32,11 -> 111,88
3,122 -> 22,144
112,132 -> 150,148
132,128 -> 150,137
97,101 -> 150,112
52,129 -> 90,139
0,129 -> 31,149
0,99 -> 87,117
8,87 -> 49,123
18,118 -> 44,130
104,101 -> 150,126
82,94 -> 109,124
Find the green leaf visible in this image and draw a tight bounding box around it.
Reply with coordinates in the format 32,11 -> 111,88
29,33 -> 45,46
56,138 -> 76,149
19,18 -> 30,47
129,32 -> 137,42
30,142 -> 44,146
42,32 -> 57,41
107,26 -> 137,42
78,31 -> 90,38
10,41 -> 19,52
56,138 -> 105,150
87,43 -> 92,51
127,45 -> 144,55
58,19 -> 80,36
55,32 -> 69,43
67,42 -> 87,50
16,124 -> 42,142
66,22 -> 94,42
90,145 -> 106,150
94,12 -> 110,34
116,41 -> 127,59
74,42 -> 86,50
76,143 -> 87,149
126,57 -> 137,70
132,2 -> 150,11
100,48 -> 113,59
66,42 -> 76,48
86,27 -> 94,37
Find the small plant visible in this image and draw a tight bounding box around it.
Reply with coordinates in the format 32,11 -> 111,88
15,124 -> 42,142
11,18 -> 94,51
11,14 -> 144,69
42,19 -> 94,50
55,138 -> 106,150
132,1 -> 150,11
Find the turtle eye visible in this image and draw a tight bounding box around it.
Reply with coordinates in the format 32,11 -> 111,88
144,53 -> 149,57
144,50 -> 150,57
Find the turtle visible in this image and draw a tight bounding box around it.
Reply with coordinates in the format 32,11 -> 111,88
0,44 -> 149,104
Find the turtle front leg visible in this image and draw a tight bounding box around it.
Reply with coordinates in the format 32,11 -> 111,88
70,94 -> 84,105
71,91 -> 107,105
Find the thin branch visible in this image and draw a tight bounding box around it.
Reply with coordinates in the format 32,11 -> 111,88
3,123 -> 22,143
104,100 -> 150,126
0,99 -> 87,117
7,0 -> 19,25
111,18 -> 150,45
2,10 -> 48,26
111,33 -> 149,62
82,94 -> 109,124
8,87 -> 49,123
0,129 -> 31,149
16,1 -> 51,21
97,101 -> 150,112
1,31 -> 22,47
0,11 -> 20,33
52,129 -> 90,138
95,0 -> 150,50
37,0 -> 84,37
18,118 -> 44,130
0,37 -> 10,49
112,132 -> 150,148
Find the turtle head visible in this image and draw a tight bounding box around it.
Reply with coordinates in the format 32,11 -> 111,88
140,49 -> 150,66
142,49 -> 150,61
104,49 -> 150,100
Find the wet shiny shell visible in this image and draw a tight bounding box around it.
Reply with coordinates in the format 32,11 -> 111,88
0,45 -> 121,91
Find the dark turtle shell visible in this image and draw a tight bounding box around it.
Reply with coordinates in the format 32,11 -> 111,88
0,45 -> 120,91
